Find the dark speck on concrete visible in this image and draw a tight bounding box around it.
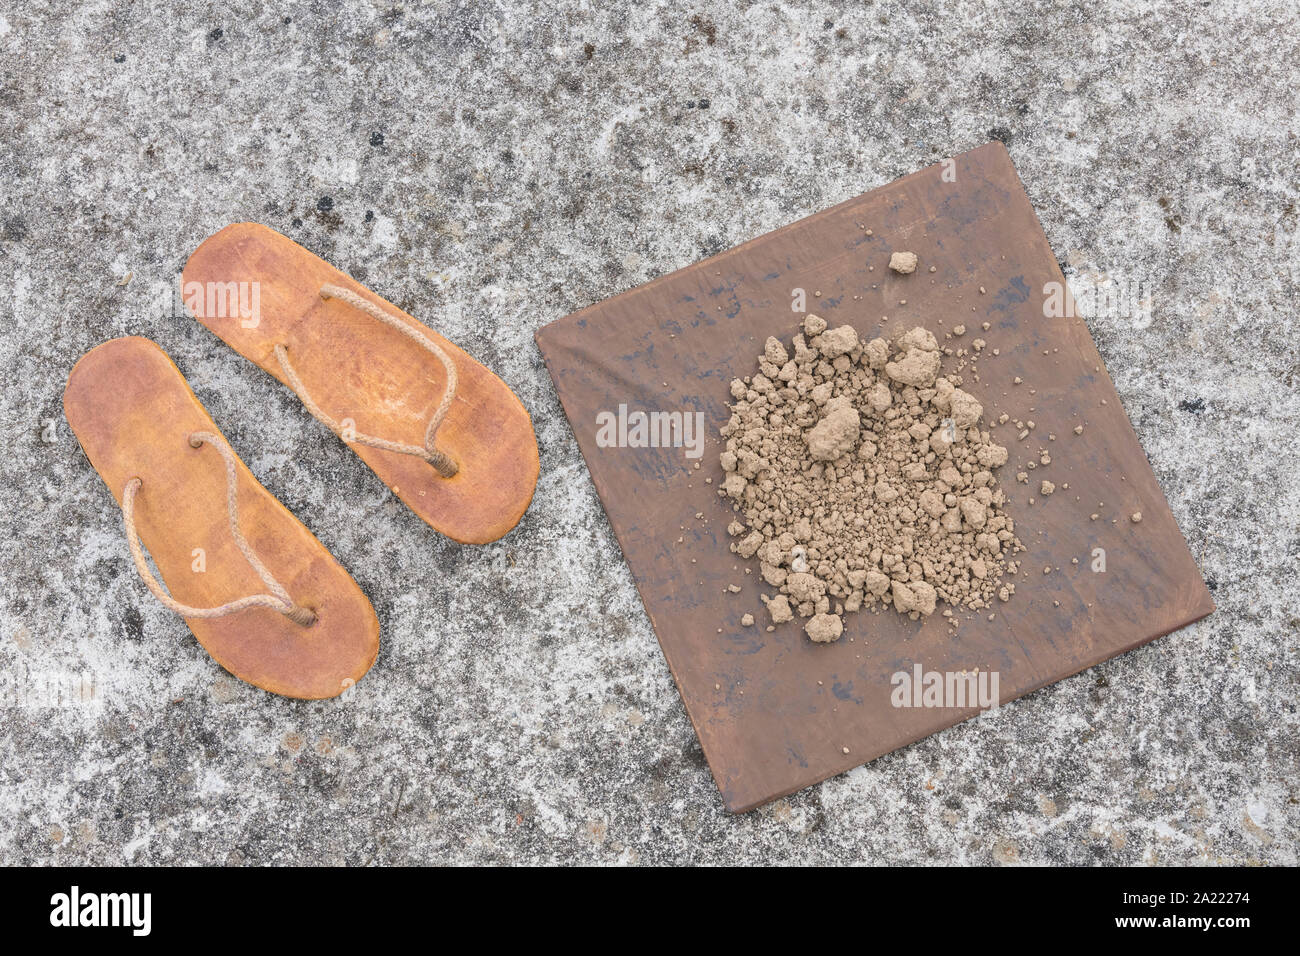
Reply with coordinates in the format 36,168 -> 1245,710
690,13 -> 717,45
122,606 -> 144,643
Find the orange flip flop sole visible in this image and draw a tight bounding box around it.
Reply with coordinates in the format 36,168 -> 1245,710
64,336 -> 380,699
182,222 -> 540,544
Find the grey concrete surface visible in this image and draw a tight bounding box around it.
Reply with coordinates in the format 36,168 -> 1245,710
1,0 -> 1296,865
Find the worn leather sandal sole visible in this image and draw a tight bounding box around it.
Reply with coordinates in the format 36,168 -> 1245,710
182,222 -> 540,545
64,336 -> 380,700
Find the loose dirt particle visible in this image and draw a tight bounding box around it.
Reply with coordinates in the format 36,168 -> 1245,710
805,613 -> 844,643
889,251 -> 918,274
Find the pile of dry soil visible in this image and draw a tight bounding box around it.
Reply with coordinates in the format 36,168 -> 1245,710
719,317 -> 1024,642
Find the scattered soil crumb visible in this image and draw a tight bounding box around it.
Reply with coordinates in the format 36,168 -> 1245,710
720,321 -> 1024,639
889,251 -> 918,274
805,613 -> 844,643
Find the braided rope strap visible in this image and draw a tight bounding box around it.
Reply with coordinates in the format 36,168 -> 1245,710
121,431 -> 316,627
273,284 -> 460,478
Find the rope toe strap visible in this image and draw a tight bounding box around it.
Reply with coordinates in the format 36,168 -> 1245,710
273,283 -> 460,478
121,431 -> 316,627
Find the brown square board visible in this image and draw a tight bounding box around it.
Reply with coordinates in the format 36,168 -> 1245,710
535,142 -> 1214,812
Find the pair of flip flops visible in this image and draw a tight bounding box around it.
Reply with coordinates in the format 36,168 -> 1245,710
64,224 -> 539,699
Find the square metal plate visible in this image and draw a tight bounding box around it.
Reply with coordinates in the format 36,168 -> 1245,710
536,141 -> 1214,812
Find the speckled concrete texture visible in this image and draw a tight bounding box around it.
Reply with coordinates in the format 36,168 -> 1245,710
1,1 -> 1296,864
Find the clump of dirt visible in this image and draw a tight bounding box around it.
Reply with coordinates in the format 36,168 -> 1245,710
719,317 -> 1024,641
889,251 -> 918,273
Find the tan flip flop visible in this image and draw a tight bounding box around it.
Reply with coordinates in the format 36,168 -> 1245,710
181,222 -> 539,545
64,336 -> 380,700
